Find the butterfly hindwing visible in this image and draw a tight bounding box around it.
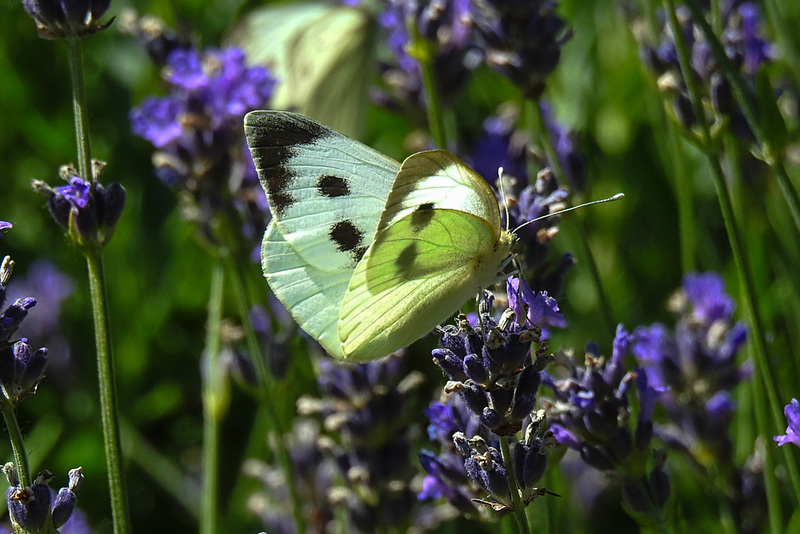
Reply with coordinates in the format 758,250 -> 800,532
244,110 -> 400,273
262,221 -> 351,358
338,208 -> 512,361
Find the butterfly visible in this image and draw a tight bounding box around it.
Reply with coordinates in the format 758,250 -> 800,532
244,111 -> 516,361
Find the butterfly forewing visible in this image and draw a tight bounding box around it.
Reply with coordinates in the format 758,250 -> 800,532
377,150 -> 503,236
245,111 -> 400,273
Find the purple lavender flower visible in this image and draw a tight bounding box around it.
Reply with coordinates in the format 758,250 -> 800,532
543,325 -> 670,517
130,43 -> 274,246
22,0 -> 112,40
629,272 -> 765,528
418,395 -> 488,516
5,467 -> 83,532
638,2 -> 775,141
631,272 -> 749,461
249,354 -> 432,532
471,0 -> 570,99
375,0 -> 477,115
469,107 -> 577,292
774,399 -> 800,448
7,261 -> 74,364
32,167 -> 126,253
0,222 -> 11,236
0,339 -> 48,406
422,285 -> 556,514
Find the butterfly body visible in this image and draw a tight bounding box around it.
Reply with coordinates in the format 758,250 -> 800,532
245,111 -> 514,361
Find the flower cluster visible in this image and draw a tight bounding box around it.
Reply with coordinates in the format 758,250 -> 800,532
421,280 -> 558,514
130,40 -> 275,246
0,254 -> 48,408
22,0 -> 112,40
375,0 -> 476,114
376,0 -> 571,112
543,326 -> 670,518
247,354 -> 432,533
631,272 -> 749,464
775,399 -> 800,448
469,105 -> 584,294
630,272 -> 765,530
471,0 -> 570,99
32,164 -> 126,253
639,2 -> 775,140
5,465 -> 83,533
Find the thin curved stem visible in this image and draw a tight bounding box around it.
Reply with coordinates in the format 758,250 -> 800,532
201,262 -> 225,534
499,436 -> 530,534
67,38 -> 92,182
1,401 -> 31,488
86,252 -> 131,534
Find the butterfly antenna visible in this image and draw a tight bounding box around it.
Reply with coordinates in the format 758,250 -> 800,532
513,193 -> 625,233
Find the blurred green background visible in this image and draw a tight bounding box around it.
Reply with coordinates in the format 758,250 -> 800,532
1,0 -> 799,532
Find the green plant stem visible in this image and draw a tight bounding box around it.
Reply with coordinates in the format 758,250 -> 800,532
665,0 -> 798,529
499,436 -> 530,534
67,38 -> 92,183
85,252 -> 131,534
667,125 -> 697,273
201,263 -> 225,534
223,250 -> 304,533
408,20 -> 447,149
1,402 -> 31,488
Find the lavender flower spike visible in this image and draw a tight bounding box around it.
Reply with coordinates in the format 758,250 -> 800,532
23,0 -> 113,40
774,399 -> 800,448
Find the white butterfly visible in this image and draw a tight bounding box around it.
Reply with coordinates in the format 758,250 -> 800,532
245,111 -> 515,361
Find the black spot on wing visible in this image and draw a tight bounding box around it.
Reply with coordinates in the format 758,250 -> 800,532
397,243 -> 418,276
244,112 -> 329,216
411,203 -> 435,233
329,220 -> 366,262
317,175 -> 350,198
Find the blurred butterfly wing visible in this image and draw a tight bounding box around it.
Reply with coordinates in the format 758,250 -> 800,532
230,2 -> 375,137
262,221 -> 349,358
338,209 -> 513,361
245,110 -> 400,273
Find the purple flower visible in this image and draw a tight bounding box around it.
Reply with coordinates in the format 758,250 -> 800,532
6,468 -> 83,533
22,0 -> 112,40
130,44 -> 274,247
33,171 -> 126,253
0,339 -> 48,405
375,0 -> 476,113
0,222 -> 11,236
471,0 -> 570,99
507,276 -> 566,333
774,399 -> 800,448
630,272 -> 749,461
130,98 -> 183,148
636,2 -> 775,142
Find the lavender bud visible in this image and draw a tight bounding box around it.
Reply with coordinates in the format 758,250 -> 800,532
580,444 -> 615,471
648,466 -> 670,509
621,480 -> 650,515
22,0 -> 112,40
673,93 -> 696,129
